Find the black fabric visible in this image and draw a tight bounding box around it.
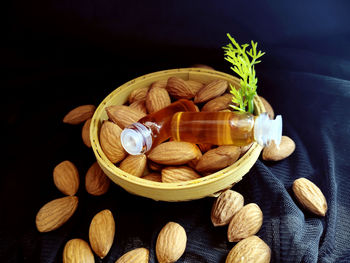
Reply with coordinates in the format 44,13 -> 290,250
2,0 -> 350,262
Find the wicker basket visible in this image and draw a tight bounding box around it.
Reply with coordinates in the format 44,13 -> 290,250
90,68 -> 265,201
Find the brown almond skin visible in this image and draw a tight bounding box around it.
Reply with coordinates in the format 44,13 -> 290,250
211,190 -> 244,227
166,77 -> 194,99
202,93 -> 233,112
106,105 -> 146,129
259,96 -> 275,119
151,79 -> 168,89
89,209 -> 115,259
85,162 -> 110,196
148,160 -> 164,171
36,196 -> 78,232
191,64 -> 215,70
146,86 -> 171,113
100,121 -> 127,163
194,79 -> 228,103
293,177 -> 328,216
63,239 -> 95,263
142,173 -> 162,182
63,104 -> 96,125
262,136 -> 295,161
128,87 -> 149,104
186,80 -> 204,96
227,203 -> 263,242
82,118 -> 92,147
161,166 -> 201,183
115,248 -> 150,263
119,154 -> 147,177
53,160 -> 79,196
225,235 -> 271,263
148,141 -> 200,165
129,100 -> 147,114
195,146 -> 241,173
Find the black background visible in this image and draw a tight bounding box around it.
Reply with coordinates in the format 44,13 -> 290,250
2,0 -> 350,262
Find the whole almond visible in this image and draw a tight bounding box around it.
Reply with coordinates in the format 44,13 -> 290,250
240,143 -> 253,157
197,143 -> 213,153
148,160 -> 164,171
115,248 -> 149,263
89,209 -> 115,259
82,118 -> 92,147
129,100 -> 147,114
162,166 -> 201,183
227,203 -> 263,242
202,93 -> 232,112
85,162 -> 110,196
36,196 -> 78,232
63,105 -> 96,125
194,80 -> 228,103
146,86 -> 171,113
259,96 -> 274,119
196,146 -> 241,173
106,105 -> 146,129
293,177 -> 327,216
128,87 -> 149,104
53,160 -> 79,196
156,222 -> 187,263
166,77 -> 194,99
225,235 -> 271,263
191,64 -> 214,70
119,154 -> 147,177
151,79 -> 168,89
188,147 -> 202,169
211,190 -> 244,227
100,121 -> 127,163
186,80 -> 204,96
63,239 -> 95,263
262,136 -> 295,161
142,173 -> 162,182
148,141 -> 200,165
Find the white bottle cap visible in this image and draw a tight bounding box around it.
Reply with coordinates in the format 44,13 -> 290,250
120,123 -> 152,155
254,113 -> 282,147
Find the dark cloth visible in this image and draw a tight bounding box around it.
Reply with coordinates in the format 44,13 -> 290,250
2,0 -> 350,262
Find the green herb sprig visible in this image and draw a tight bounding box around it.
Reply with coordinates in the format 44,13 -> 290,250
223,33 -> 265,113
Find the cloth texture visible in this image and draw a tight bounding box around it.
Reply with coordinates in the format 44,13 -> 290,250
2,0 -> 350,262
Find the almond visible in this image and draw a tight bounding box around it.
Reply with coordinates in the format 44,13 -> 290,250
211,190 -> 244,227
227,203 -> 263,242
186,80 -> 204,96
128,87 -> 149,104
194,80 -> 228,103
85,162 -> 110,196
63,239 -> 95,263
119,154 -> 147,177
129,100 -> 147,114
161,166 -> 201,183
166,77 -> 194,99
100,121 -> 127,163
148,141 -> 200,165
36,196 -> 78,232
156,222 -> 187,263
259,96 -> 274,119
240,143 -> 253,157
188,147 -> 202,169
201,93 -> 232,112
197,143 -> 213,153
63,105 -> 96,125
82,118 -> 92,147
106,105 -> 146,129
148,160 -> 164,171
53,160 -> 79,196
225,235 -> 271,263
89,209 -> 115,259
191,64 -> 214,70
151,79 -> 168,89
115,248 -> 149,263
146,86 -> 171,113
262,136 -> 295,161
142,172 -> 162,182
292,177 -> 327,216
195,146 -> 241,173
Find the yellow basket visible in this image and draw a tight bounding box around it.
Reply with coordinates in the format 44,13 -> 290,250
90,68 -> 265,201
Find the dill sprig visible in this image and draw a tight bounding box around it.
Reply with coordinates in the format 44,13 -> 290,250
223,33 -> 265,113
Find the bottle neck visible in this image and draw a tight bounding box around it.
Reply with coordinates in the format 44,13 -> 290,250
120,123 -> 153,155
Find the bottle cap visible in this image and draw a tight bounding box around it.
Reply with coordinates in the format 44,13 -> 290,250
254,113 -> 282,147
120,123 -> 152,155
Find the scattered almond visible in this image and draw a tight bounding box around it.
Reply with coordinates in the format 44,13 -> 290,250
262,136 -> 295,161
82,118 -> 92,147
146,86 -> 171,113
36,196 -> 78,232
156,222 -> 187,263
85,162 -> 110,196
194,80 -> 228,103
227,203 -> 263,242
120,154 -> 147,177
196,146 -> 241,173
115,248 -> 150,263
162,166 -> 201,183
100,121 -> 127,163
129,100 -> 147,114
293,177 -> 327,216
201,93 -> 232,112
53,160 -> 79,196
89,209 -> 115,259
166,77 -> 194,99
259,96 -> 274,119
63,105 -> 96,125
225,235 -> 271,263
63,238 -> 95,263
142,173 -> 162,182
128,87 -> 149,104
106,105 -> 146,129
211,190 -> 244,227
